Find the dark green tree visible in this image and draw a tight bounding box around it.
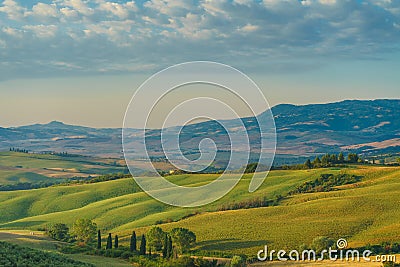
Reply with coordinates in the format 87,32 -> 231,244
304,159 -> 312,169
321,154 -> 330,166
330,154 -> 338,164
167,236 -> 173,259
97,230 -> 101,249
146,226 -> 165,252
70,219 -> 97,245
140,234 -> 146,255
162,234 -> 168,258
338,152 -> 345,163
114,235 -> 119,249
47,223 -> 69,241
106,233 -> 112,249
311,236 -> 335,254
170,228 -> 196,254
348,153 -> 359,163
312,156 -> 321,167
130,231 -> 137,252
244,162 -> 258,173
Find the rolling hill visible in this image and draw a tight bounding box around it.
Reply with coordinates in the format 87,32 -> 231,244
0,151 -> 127,185
0,165 -> 399,256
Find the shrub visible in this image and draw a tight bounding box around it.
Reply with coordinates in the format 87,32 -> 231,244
70,218 -> 97,245
0,241 -> 93,266
46,223 -> 69,241
230,255 -> 246,267
311,236 -> 335,254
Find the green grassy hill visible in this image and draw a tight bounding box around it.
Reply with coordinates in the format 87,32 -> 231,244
0,165 -> 399,257
0,168 -> 330,229
0,230 -> 133,267
129,166 -> 400,255
0,152 -> 126,184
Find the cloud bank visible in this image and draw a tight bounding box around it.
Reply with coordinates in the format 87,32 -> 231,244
0,0 -> 399,80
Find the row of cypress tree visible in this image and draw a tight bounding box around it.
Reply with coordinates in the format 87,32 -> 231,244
97,230 -> 166,257
97,230 -> 120,250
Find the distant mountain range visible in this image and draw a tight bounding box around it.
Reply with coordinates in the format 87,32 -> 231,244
1,99 -> 399,165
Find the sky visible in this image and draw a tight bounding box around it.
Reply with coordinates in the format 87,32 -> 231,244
0,0 -> 400,128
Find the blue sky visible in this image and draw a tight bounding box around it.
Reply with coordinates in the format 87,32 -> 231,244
0,0 -> 400,127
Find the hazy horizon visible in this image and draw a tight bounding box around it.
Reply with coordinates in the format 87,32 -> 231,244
2,97 -> 400,129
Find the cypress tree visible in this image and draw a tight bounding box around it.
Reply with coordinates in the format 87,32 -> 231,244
139,234 -> 146,255
106,233 -> 112,249
115,235 -> 119,249
97,230 -> 101,249
304,159 -> 312,169
313,156 -> 321,167
167,236 -> 173,259
130,231 -> 137,252
162,234 -> 168,258
338,152 -> 345,163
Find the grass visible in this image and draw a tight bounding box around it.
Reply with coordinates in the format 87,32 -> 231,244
0,230 -> 61,251
0,168 -> 336,230
124,166 -> 400,255
0,230 -> 132,267
0,169 -> 51,184
0,164 -> 399,259
65,254 -> 133,267
0,152 -> 126,184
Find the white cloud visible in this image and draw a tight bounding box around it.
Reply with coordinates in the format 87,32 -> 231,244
0,0 -> 26,20
238,23 -> 259,33
301,0 -> 312,6
97,1 -> 137,19
60,7 -> 78,19
201,0 -> 230,17
144,0 -> 191,16
319,0 -> 336,5
26,3 -> 58,18
62,0 -> 94,16
2,26 -> 23,38
23,24 -> 58,38
0,0 -> 399,80
233,0 -> 252,7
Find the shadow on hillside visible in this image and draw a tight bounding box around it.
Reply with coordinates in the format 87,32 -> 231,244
0,231 -> 48,241
197,238 -> 267,251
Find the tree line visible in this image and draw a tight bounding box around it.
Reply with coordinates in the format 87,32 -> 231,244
46,219 -> 213,265
283,152 -> 361,170
243,153 -> 362,173
288,173 -> 362,194
9,147 -> 29,153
